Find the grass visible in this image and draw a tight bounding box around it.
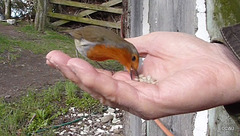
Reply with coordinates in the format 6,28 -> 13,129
0,23 -> 123,70
0,23 -> 76,64
0,23 -> 123,135
0,81 -> 102,135
17,25 -> 75,55
0,35 -> 22,63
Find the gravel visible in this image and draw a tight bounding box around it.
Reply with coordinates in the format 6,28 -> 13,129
54,107 -> 124,136
53,74 -> 157,136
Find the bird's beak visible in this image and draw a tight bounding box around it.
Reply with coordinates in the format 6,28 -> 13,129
130,68 -> 139,80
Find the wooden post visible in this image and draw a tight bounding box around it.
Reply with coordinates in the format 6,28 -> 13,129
125,0 -> 197,135
34,0 -> 48,31
124,0 -> 144,136
4,0 -> 11,19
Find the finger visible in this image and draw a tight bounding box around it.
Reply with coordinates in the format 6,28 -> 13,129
67,58 -> 143,110
46,50 -> 80,83
46,50 -> 71,69
96,68 -> 113,77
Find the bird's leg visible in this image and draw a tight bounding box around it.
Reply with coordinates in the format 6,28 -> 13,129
95,61 -> 114,75
95,61 -> 105,69
75,49 -> 79,58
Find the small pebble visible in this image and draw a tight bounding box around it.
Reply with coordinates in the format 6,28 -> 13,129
110,125 -> 123,132
95,128 -> 105,135
72,113 -> 76,117
70,128 -> 77,132
69,107 -> 75,112
101,115 -> 114,123
113,128 -> 121,134
4,95 -> 11,99
88,119 -> 93,124
80,131 -> 87,135
59,130 -> 66,135
54,106 -> 123,135
112,118 -> 121,124
107,107 -> 115,113
77,113 -> 83,117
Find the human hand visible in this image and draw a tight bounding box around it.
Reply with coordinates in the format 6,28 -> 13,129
46,32 -> 240,119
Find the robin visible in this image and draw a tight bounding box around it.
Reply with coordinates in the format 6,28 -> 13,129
68,25 -> 139,79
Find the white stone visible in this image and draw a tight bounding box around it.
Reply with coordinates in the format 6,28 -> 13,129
95,128 -> 105,135
77,113 -> 84,117
59,130 -> 66,135
112,118 -> 121,124
70,128 -> 77,132
69,107 -> 75,112
88,119 -> 93,124
110,125 -> 123,132
72,114 -> 76,117
80,131 -> 87,135
84,126 -> 90,132
107,107 -> 115,113
68,131 -> 74,135
7,19 -> 16,25
101,115 -> 114,123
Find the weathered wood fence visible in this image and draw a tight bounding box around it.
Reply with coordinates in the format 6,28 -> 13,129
125,0 -> 196,135
47,0 -> 122,29
126,0 -> 240,135
34,0 -> 123,31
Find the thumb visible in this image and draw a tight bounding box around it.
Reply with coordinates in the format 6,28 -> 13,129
126,32 -> 196,57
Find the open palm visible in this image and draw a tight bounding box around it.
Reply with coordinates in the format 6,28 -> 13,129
46,32 -> 240,119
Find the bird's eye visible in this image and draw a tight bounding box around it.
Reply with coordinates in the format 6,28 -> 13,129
132,55 -> 136,61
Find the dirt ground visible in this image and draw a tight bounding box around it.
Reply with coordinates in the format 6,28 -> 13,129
0,23 -> 64,100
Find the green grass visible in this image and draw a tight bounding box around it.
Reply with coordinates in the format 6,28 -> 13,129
0,23 -> 122,135
0,35 -> 22,63
0,81 -> 101,135
0,23 -> 76,64
0,23 -> 123,71
18,25 -> 75,55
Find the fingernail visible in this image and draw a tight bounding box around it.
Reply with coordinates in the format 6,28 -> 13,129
47,58 -> 60,70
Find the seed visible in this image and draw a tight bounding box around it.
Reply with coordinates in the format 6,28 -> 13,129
146,75 -> 151,81
134,74 -> 158,84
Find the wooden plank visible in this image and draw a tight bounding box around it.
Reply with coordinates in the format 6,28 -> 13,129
50,0 -> 122,14
51,0 -> 122,26
148,0 -> 196,34
125,0 -> 197,135
123,1 -> 144,135
80,0 -> 122,17
48,12 -> 121,29
147,1 -> 196,136
124,112 -> 144,136
208,107 -> 240,136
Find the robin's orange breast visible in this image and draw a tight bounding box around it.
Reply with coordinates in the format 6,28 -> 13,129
86,44 -> 132,72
